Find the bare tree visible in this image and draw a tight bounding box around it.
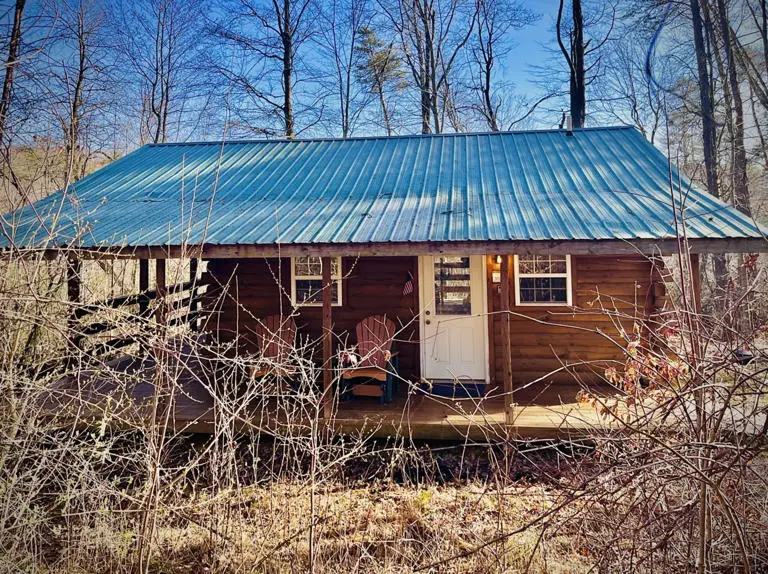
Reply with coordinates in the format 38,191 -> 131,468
0,0 -> 26,148
712,0 -> 750,216
317,0 -> 369,138
556,0 -> 614,128
214,0 -> 318,138
113,0 -> 210,144
687,0 -> 732,300
46,0 -> 118,185
378,0 -> 478,134
468,0 -> 534,131
599,30 -> 663,142
355,26 -> 407,135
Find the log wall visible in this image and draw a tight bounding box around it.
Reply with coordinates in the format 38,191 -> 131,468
486,254 -> 664,401
202,256 -> 421,380
203,254 -> 664,400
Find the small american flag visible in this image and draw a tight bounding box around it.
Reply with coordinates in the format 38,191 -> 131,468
402,271 -> 414,296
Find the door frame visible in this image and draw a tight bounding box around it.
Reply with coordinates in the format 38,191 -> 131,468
418,255 -> 490,384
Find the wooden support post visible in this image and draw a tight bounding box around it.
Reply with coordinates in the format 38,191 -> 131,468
500,255 -> 513,426
486,256 -> 496,388
322,257 -> 333,419
139,259 -> 149,316
189,258 -> 199,331
155,258 -> 167,326
690,253 -> 702,315
66,254 -> 81,345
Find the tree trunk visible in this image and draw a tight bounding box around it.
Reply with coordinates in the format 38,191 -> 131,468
375,78 -> 392,136
482,52 -> 498,131
66,9 -> 88,187
690,0 -> 719,201
716,0 -> 750,216
557,0 -> 586,128
570,0 -> 586,127
690,0 -> 728,301
282,0 -> 294,138
0,0 -> 26,146
418,2 -> 433,134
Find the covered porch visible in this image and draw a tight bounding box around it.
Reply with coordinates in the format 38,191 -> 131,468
48,245 -> 657,440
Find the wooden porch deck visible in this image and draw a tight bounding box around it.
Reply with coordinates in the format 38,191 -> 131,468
43,349 -> 618,441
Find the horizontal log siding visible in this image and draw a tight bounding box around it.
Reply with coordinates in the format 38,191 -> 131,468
202,256 -> 421,381
487,255 -> 661,399
202,254 -> 661,400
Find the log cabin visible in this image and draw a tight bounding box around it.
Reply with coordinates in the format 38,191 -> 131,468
2,125 -> 766,439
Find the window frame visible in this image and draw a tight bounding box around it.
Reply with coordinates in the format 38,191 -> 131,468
513,254 -> 573,307
290,256 -> 343,307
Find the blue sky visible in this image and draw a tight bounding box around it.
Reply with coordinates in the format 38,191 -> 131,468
502,0 -> 561,102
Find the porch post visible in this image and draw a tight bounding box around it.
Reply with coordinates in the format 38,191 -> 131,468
189,258 -> 199,331
66,254 -> 81,344
321,257 -> 333,419
500,255 -> 513,426
155,258 -> 167,325
139,259 -> 149,316
689,253 -> 703,315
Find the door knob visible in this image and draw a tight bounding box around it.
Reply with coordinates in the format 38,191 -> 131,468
425,319 -> 431,325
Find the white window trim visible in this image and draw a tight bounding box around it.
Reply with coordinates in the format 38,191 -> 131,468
513,254 -> 573,306
290,256 -> 343,307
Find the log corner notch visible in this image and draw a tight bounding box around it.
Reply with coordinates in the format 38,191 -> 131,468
499,255 -> 513,425
321,256 -> 333,419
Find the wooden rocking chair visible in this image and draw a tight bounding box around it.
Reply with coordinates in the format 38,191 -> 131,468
251,315 -> 297,379
341,314 -> 398,404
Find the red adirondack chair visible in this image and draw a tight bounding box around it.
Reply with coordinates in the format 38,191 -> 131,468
251,315 -> 297,378
341,314 -> 398,403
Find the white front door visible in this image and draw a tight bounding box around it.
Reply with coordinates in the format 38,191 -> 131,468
419,255 -> 488,382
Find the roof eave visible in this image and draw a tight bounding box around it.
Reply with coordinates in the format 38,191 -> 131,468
13,236 -> 767,260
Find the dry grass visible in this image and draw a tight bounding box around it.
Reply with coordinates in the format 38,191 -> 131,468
17,467 -> 591,574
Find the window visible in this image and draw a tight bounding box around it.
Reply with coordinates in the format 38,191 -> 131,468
291,256 -> 342,306
514,254 -> 572,306
433,256 -> 472,315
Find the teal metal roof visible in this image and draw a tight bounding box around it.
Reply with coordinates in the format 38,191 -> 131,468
1,126 -> 765,250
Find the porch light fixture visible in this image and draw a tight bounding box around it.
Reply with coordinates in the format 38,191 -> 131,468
495,255 -> 502,264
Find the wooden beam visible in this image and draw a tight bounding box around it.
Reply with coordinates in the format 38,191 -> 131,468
500,255 -> 513,425
189,258 -> 199,331
690,253 -> 702,315
322,257 -> 333,419
42,237 -> 768,261
138,259 -> 149,316
485,256 -> 496,388
155,258 -> 167,325
66,254 -> 81,342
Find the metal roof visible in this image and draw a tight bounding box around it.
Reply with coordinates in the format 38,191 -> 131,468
1,126 -> 765,250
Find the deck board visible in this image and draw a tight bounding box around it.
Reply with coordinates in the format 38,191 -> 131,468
42,350 -> 622,440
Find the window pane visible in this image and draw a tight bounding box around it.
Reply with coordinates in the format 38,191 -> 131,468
548,257 -> 567,274
295,279 -> 323,303
518,256 -> 535,274
295,279 -> 339,304
295,256 -> 338,278
518,277 -> 567,303
294,257 -> 311,276
296,256 -> 322,276
434,257 -> 471,315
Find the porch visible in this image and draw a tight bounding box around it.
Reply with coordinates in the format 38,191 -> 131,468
51,249 -> 661,441
44,345 -> 616,440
